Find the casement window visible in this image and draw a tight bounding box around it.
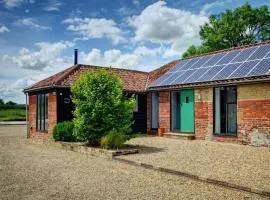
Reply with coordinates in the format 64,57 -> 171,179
151,93 -> 159,129
214,86 -> 237,135
36,94 -> 48,132
134,94 -> 139,112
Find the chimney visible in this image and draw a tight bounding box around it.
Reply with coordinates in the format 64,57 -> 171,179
74,49 -> 78,65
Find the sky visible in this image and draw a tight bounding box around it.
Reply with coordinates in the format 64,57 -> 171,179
0,0 -> 269,103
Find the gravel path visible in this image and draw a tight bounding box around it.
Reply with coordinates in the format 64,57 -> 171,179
122,136 -> 270,192
0,125 -> 267,200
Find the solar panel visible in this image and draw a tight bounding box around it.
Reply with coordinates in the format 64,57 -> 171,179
231,47 -> 257,63
169,60 -> 189,72
184,68 -> 208,83
198,65 -> 226,82
171,70 -> 196,85
212,63 -> 241,80
181,58 -> 200,70
248,45 -> 270,60
149,43 -> 270,89
164,71 -> 185,85
203,53 -> 226,67
248,58 -> 270,76
229,60 -> 260,78
190,56 -> 212,69
151,73 -> 171,87
216,50 -> 241,65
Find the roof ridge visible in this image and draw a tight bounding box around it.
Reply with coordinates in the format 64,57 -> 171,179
183,41 -> 270,60
78,64 -> 149,74
53,65 -> 80,86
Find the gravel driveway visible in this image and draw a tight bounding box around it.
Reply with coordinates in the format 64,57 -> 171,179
0,125 -> 267,200
123,136 -> 270,192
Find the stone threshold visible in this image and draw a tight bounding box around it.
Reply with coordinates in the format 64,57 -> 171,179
163,132 -> 196,140
113,157 -> 270,198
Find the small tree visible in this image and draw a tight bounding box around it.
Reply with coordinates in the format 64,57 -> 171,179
71,69 -> 135,146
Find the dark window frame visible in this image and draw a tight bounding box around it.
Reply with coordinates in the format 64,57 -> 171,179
36,93 -> 48,133
213,86 -> 237,136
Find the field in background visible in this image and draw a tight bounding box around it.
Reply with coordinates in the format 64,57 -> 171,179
0,109 -> 26,121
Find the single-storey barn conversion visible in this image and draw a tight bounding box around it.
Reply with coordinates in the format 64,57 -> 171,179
24,42 -> 270,147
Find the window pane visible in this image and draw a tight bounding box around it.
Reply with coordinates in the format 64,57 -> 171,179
226,87 -> 237,103
151,93 -> 159,129
40,94 -> 44,131
45,94 -> 48,131
227,104 -> 237,134
214,88 -> 221,133
37,95 -> 40,130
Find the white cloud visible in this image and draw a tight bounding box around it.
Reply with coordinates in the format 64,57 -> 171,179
1,0 -> 23,8
44,0 -> 62,11
133,0 -> 140,6
200,1 -> 226,15
14,18 -> 52,30
63,17 -> 125,45
80,46 -> 162,69
128,1 -> 208,55
3,41 -> 74,70
0,25 -> 9,33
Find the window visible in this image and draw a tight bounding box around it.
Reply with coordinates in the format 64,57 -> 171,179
134,94 -> 138,112
214,86 -> 237,135
36,94 -> 48,132
151,93 -> 159,129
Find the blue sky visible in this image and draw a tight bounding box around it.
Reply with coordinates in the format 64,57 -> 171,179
0,0 -> 269,103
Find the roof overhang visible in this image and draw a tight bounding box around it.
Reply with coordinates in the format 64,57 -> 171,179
148,75 -> 270,91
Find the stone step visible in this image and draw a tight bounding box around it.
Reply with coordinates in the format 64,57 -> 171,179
163,132 -> 196,140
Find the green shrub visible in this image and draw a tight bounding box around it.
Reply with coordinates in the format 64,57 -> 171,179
71,69 -> 135,146
53,121 -> 75,142
100,130 -> 128,149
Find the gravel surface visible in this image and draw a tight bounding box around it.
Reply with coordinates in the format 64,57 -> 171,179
123,136 -> 270,192
0,125 -> 267,200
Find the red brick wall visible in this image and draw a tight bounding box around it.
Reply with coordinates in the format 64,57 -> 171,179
28,92 -> 57,140
194,88 -> 213,140
158,91 -> 170,135
237,83 -> 270,145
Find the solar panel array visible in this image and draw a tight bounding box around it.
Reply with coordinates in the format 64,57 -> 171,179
150,44 -> 270,88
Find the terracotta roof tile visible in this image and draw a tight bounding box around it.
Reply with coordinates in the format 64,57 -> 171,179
24,65 -> 149,93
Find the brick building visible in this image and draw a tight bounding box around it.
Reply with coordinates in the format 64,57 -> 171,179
24,42 -> 270,146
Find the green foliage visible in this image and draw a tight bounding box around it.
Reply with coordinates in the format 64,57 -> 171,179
6,101 -> 16,106
182,3 -> 270,58
0,109 -> 26,121
71,69 -> 135,146
53,121 -> 75,142
0,99 -> 4,105
100,130 -> 128,149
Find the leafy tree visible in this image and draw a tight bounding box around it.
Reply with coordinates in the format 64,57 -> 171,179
71,69 -> 135,146
0,99 -> 4,105
183,3 -> 270,58
5,101 -> 16,106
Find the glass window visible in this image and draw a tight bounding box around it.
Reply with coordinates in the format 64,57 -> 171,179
134,94 -> 138,112
214,86 -> 237,135
36,94 -> 48,132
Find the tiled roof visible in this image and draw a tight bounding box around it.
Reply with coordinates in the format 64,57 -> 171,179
24,41 -> 270,93
24,65 -> 149,93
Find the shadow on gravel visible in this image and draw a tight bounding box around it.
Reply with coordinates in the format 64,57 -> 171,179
124,144 -> 165,154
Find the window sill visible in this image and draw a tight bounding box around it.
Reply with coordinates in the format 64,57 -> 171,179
213,133 -> 237,137
37,130 -> 48,134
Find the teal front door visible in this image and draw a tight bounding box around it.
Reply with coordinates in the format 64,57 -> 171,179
180,89 -> 194,132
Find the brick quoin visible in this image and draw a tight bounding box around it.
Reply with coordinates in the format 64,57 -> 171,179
158,91 -> 170,135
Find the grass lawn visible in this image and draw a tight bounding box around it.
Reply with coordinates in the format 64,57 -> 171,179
0,109 -> 26,121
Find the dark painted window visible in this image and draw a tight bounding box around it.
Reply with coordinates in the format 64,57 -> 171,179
36,94 -> 48,132
214,86 -> 237,135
